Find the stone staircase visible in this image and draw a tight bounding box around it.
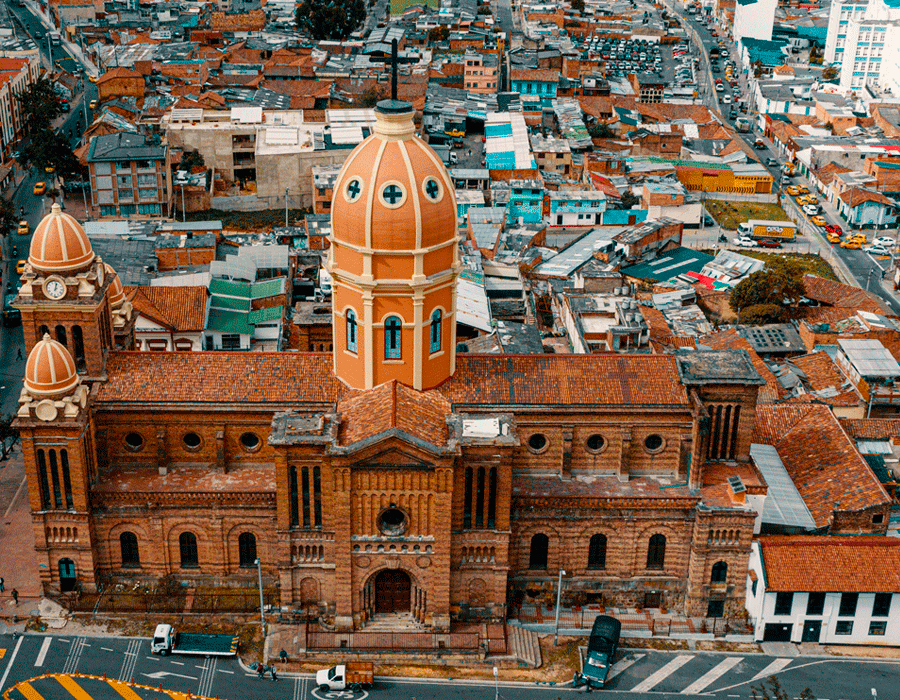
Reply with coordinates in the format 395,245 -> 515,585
507,621 -> 542,668
363,612 -> 425,631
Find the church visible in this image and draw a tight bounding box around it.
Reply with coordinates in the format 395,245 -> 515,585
12,94 -> 767,632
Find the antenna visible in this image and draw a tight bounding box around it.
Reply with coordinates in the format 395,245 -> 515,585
391,38 -> 398,101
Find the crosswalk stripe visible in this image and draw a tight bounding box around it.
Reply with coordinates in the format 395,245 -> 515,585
16,682 -> 45,700
681,656 -> 744,694
631,655 -> 695,692
752,658 -> 792,681
109,680 -> 146,700
55,674 -> 94,700
607,653 -> 646,682
35,638 -> 51,667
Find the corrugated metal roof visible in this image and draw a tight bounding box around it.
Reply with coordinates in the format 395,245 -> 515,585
750,443 -> 817,530
838,338 -> 900,377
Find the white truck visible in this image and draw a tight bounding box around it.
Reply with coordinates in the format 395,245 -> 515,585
150,624 -> 239,656
316,662 -> 374,692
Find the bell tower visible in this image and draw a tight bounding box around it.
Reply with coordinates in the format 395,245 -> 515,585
13,204 -> 118,378
327,52 -> 460,391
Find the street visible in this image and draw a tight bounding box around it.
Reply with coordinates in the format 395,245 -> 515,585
1,634 -> 900,699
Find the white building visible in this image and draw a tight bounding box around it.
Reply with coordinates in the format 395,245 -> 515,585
733,0 -> 778,46
747,536 -> 900,644
824,0 -> 900,92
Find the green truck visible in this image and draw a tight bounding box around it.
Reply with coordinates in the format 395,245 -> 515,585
573,615 -> 621,690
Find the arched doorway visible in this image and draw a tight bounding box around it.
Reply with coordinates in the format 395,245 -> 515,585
373,569 -> 411,613
58,558 -> 77,592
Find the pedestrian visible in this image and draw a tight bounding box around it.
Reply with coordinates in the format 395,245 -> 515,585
0,577 -> 4,592
257,664 -> 265,680
271,666 -> 277,682
16,348 -> 22,360
11,589 -> 18,605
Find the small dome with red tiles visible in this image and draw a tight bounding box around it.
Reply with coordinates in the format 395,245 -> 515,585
29,203 -> 94,273
106,264 -> 125,309
24,334 -> 79,398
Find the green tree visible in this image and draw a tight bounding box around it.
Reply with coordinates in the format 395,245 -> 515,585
296,0 -> 366,40
16,76 -> 62,135
19,127 -> 79,177
428,25 -> 449,43
619,190 -> 640,210
822,65 -> 839,81
358,85 -> 388,108
588,122 -> 615,138
0,197 -> 18,236
729,258 -> 806,320
180,149 -> 205,170
571,0 -> 585,11
740,303 -> 788,324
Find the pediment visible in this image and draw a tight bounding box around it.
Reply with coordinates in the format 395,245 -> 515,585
356,446 -> 430,469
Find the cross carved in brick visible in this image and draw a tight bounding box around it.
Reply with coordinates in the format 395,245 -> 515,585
425,179 -> 440,199
383,184 -> 403,204
347,179 -> 361,199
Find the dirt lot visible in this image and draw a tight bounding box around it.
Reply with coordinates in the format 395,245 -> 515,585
706,201 -> 792,231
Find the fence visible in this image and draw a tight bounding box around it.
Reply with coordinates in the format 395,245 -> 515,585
68,587 -> 280,614
305,625 -> 485,652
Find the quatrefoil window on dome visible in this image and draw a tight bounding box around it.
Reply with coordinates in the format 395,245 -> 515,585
344,177 -> 363,203
422,177 -> 443,203
380,182 -> 406,209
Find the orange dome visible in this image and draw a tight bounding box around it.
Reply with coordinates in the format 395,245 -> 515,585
24,334 -> 79,398
29,203 -> 94,273
331,102 -> 457,252
106,264 -> 125,308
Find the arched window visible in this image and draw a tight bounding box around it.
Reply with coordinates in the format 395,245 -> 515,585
529,533 -> 549,569
238,532 -> 257,567
179,532 -> 198,568
346,309 -> 358,353
587,534 -> 607,570
385,316 -> 402,359
120,531 -> 140,567
55,324 -> 67,347
647,534 -> 666,570
71,325 -> 85,372
430,309 -> 442,353
711,560 -> 728,584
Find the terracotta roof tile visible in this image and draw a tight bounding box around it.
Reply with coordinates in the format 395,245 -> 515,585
759,536 -> 900,592
338,380 -> 450,448
788,351 -> 860,407
125,286 -> 208,332
700,329 -> 783,403
802,275 -> 888,314
753,404 -> 889,527
839,418 -> 900,440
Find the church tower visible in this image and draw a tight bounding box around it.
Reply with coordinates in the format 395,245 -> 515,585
13,204 -> 117,378
327,95 -> 461,391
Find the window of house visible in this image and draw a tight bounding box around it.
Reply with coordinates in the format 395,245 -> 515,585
430,309 -> 442,353
385,316 -> 402,359
587,534 -> 607,569
869,620 -> 887,636
839,592 -> 858,617
873,593 -> 892,617
644,434 -> 664,452
139,188 -> 157,201
240,432 -> 261,452
646,534 -> 666,569
120,532 -> 140,567
710,561 -> 727,584
138,203 -> 161,215
117,175 -> 133,188
774,592 -> 793,615
707,599 -> 725,617
119,205 -> 136,216
528,433 -> 548,453
586,434 -> 605,453
179,532 -> 198,567
221,334 -> 241,350
529,533 -> 548,569
835,620 -> 853,635
806,592 -> 826,616
238,532 -> 257,567
346,309 -> 357,353
135,160 -> 151,169
99,206 -> 117,216
95,162 -> 111,175
124,432 -> 144,452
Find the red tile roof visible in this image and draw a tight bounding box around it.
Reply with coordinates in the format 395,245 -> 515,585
125,286 -> 208,332
700,329 -> 783,403
338,380 -> 450,448
753,404 -> 889,527
802,275 -> 888,314
787,351 -> 860,407
758,536 -> 900,592
839,418 -> 900,440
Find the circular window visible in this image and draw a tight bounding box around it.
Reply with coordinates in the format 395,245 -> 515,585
124,432 -> 144,452
240,432 -> 261,452
422,176 -> 443,203
183,432 -> 202,451
644,434 -> 664,452
379,181 -> 407,209
528,433 -> 549,454
344,176 -> 363,203
378,507 -> 408,536
586,434 -> 606,453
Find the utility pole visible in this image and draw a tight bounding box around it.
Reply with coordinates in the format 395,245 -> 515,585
553,568 -> 566,646
255,557 -> 266,638
284,187 -> 288,227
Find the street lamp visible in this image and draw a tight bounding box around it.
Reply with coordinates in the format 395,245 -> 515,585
284,187 -> 289,227
493,666 -> 499,700
180,182 -> 186,222
553,568 -> 566,645
255,557 -> 266,638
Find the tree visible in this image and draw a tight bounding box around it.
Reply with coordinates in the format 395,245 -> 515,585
0,197 -> 18,236
729,258 -> 806,320
19,127 -> 79,177
358,85 -> 388,108
822,65 -> 839,81
428,25 -> 449,43
16,76 -> 62,135
619,190 -> 640,210
296,0 -> 366,40
588,122 -> 615,138
740,303 -> 788,325
180,149 -> 205,170
571,0 -> 585,11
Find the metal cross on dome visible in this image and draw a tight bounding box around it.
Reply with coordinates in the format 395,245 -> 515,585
347,179 -> 361,199
383,184 -> 403,204
425,179 -> 439,199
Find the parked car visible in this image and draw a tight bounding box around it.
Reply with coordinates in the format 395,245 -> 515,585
735,237 -> 755,248
758,238 -> 782,248
17,220 -> 28,235
765,157 -> 778,166
32,181 -> 46,195
873,236 -> 895,247
802,204 -> 820,216
810,215 -> 827,227
863,244 -> 891,256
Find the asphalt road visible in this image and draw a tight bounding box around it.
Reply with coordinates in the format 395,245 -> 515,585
1,634 -> 900,700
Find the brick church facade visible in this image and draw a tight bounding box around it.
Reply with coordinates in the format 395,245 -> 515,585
13,99 -> 769,630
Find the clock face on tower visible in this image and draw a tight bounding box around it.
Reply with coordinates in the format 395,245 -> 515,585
43,277 -> 66,300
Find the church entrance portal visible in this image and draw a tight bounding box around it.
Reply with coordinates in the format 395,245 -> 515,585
374,569 -> 411,613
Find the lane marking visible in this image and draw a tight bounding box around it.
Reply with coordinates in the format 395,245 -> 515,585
34,637 -> 51,667
218,669 -> 234,674
631,655 -> 696,693
607,653 -> 646,682
102,648 -> 114,652
171,661 -> 184,666
0,634 -> 24,692
681,656 -> 743,694
751,658 -> 792,681
109,680 -> 146,700
16,681 -> 44,700
55,673 -> 94,700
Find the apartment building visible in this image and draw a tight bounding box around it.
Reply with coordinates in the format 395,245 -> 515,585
88,133 -> 167,217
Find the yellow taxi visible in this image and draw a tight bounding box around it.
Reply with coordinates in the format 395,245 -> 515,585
15,259 -> 26,274
17,220 -> 28,235
797,185 -> 809,195
796,195 -> 810,206
826,234 -> 842,244
89,99 -> 97,109
849,233 -> 867,243
810,215 -> 827,227
840,239 -> 862,249
88,74 -> 97,83
785,185 -> 801,196
805,195 -> 818,205
32,181 -> 46,195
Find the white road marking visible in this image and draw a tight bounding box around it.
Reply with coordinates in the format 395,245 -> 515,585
631,655 -> 695,693
171,661 -> 185,666
751,658 -> 792,681
681,656 -> 743,694
607,653 -> 646,682
101,648 -> 114,652
34,637 -> 51,667
0,635 -> 23,692
218,669 -> 235,674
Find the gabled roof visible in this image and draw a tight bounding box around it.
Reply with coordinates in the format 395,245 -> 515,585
98,67 -> 143,84
758,536 -> 900,592
840,418 -> 900,440
787,351 -> 859,407
753,404 -> 889,527
337,380 -> 451,451
838,186 -> 898,209
801,274 -> 889,314
699,329 -> 783,403
88,132 -> 164,162
127,286 -> 207,332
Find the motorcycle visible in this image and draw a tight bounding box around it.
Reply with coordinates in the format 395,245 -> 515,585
718,234 -> 728,242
